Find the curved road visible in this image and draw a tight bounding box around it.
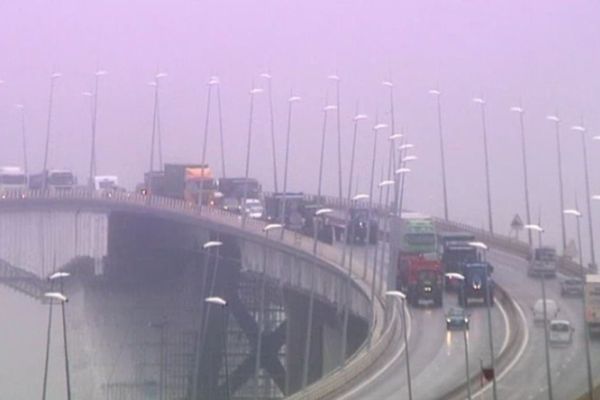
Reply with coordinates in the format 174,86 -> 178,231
490,249 -> 598,400
339,243 -> 507,400
342,243 -> 599,400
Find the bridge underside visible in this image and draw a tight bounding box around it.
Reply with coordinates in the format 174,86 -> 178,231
0,208 -> 368,400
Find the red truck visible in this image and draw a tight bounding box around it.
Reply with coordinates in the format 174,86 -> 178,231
397,254 -> 444,307
390,214 -> 444,307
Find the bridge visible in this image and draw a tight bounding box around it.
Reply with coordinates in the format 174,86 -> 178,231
1,188 -> 597,400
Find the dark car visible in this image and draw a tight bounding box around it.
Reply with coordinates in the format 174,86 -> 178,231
560,277 -> 584,297
445,307 -> 469,330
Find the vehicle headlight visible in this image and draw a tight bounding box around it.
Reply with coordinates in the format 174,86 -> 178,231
446,318 -> 451,323
424,286 -> 432,292
464,318 -> 469,323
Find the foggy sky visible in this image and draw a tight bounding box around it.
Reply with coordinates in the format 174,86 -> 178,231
1,1 -> 600,397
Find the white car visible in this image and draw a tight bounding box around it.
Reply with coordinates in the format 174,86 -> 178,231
548,319 -> 574,345
532,299 -> 560,324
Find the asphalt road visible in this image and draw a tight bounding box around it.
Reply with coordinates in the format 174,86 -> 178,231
339,242 -> 507,400
489,249 -> 598,400
344,243 -> 599,400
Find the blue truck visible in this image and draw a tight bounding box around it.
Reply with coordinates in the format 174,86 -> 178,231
458,262 -> 495,307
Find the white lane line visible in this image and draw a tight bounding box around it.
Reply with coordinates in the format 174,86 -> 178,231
338,302 -> 412,399
498,297 -> 510,354
471,296 -> 530,399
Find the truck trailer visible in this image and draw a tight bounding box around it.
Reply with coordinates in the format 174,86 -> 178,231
585,274 -> 600,337
141,163 -> 216,205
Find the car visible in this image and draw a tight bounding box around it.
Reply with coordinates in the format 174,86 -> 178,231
548,319 -> 574,345
445,307 -> 469,330
532,299 -> 560,324
561,277 -> 584,297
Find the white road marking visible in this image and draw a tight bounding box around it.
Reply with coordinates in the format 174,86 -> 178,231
337,301 -> 412,399
471,297 -> 530,399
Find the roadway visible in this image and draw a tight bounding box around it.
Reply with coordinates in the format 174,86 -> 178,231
342,243 -> 599,400
337,242 -> 507,400
489,249 -> 598,400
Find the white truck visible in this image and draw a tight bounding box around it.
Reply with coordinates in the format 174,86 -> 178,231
585,274 -> 600,337
0,166 -> 27,191
527,246 -> 558,278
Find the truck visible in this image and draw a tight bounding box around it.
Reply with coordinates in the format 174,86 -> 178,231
264,192 -> 306,231
140,163 -> 216,205
328,207 -> 378,245
585,274 -> 600,337
216,177 -> 264,218
29,169 -> 77,191
527,246 -> 558,278
438,232 -> 477,290
93,175 -> 121,191
459,262 -> 495,307
390,213 -> 443,307
0,166 -> 27,192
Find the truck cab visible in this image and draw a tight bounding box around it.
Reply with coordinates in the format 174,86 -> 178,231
347,207 -> 378,244
0,166 -> 27,192
29,169 -> 76,191
440,240 -> 478,290
527,246 -> 558,278
216,177 -> 263,214
390,213 -> 442,307
400,254 -> 443,307
459,262 -> 494,307
264,192 -> 306,231
94,175 -> 120,191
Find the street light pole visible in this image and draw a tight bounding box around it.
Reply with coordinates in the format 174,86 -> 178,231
204,297 -> 230,400
429,89 -> 449,220
347,113 -> 368,200
525,224 -> 553,400
43,289 -> 71,400
564,208 -> 594,399
192,240 -> 222,400
241,87 -> 263,229
473,97 -> 494,235
383,81 -> 397,213
255,224 -> 283,397
15,104 -> 29,176
547,115 -> 567,253
363,122 -> 388,281
317,105 -> 337,198
328,74 -> 344,199
571,125 -> 597,270
279,95 -> 301,238
303,209 -> 333,388
216,79 -> 227,177
511,106 -> 532,248
196,76 -> 218,215
340,194 -> 369,365
446,272 -> 471,400
88,70 -> 107,186
385,291 -> 412,400
398,152 -> 417,215
43,72 -> 61,187
468,241 -> 497,399
260,73 -> 278,191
